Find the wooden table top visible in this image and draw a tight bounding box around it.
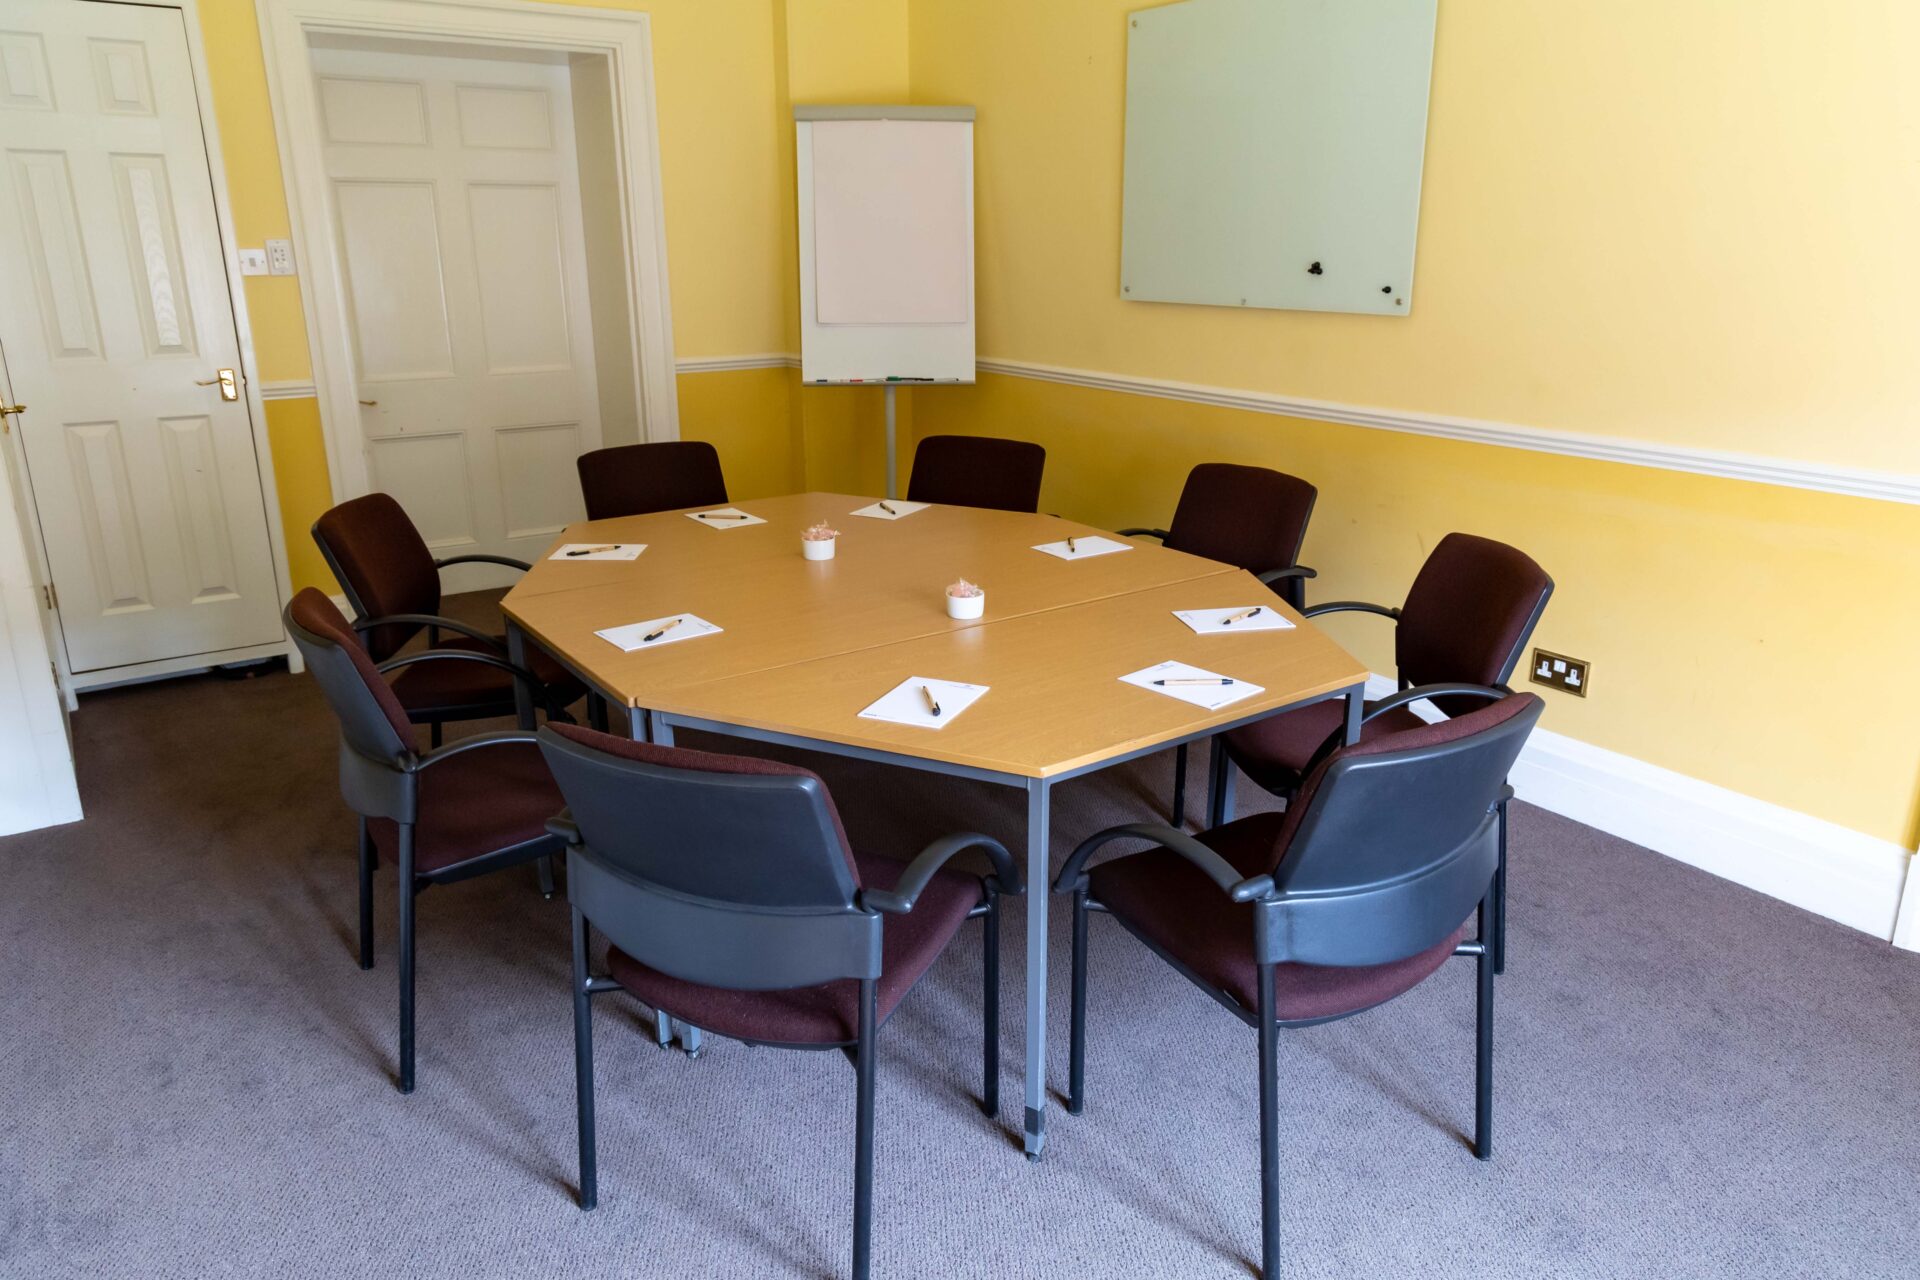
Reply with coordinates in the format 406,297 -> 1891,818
642,574 -> 1368,779
500,492 -> 1367,778
502,493 -> 1237,696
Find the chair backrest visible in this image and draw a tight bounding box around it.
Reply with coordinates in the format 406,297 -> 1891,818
1396,533 -> 1553,706
906,435 -> 1046,513
1163,463 -> 1318,608
311,493 -> 439,662
575,440 -> 728,521
285,589 -> 418,820
538,723 -> 881,990
1256,692 -> 1543,968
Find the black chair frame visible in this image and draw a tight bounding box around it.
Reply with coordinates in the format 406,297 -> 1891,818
1054,691 -> 1538,1279
540,729 -> 1023,1280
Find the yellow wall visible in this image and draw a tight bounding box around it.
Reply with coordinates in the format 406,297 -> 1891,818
905,0 -> 1920,848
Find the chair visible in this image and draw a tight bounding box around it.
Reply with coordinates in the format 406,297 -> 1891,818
312,492 -> 586,745
906,434 -> 1046,513
1118,462 -> 1321,825
1054,690 -> 1543,1279
284,588 -> 569,1094
1203,533 -> 1553,973
537,722 -> 1019,1280
575,440 -> 729,521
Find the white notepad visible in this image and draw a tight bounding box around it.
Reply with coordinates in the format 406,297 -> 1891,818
1173,606 -> 1295,635
1032,535 -> 1132,561
548,542 -> 646,562
858,677 -> 989,729
850,499 -> 930,520
1120,660 -> 1265,711
595,614 -> 723,653
685,507 -> 766,529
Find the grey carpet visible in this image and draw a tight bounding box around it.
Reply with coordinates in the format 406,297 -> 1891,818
3,597 -> 1918,1279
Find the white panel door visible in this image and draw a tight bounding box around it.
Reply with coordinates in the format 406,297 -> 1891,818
0,0 -> 283,673
311,47 -> 602,584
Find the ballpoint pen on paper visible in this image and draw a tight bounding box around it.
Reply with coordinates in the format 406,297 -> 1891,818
1221,606 -> 1262,625
1067,537 -> 1078,554
1154,677 -> 1234,686
566,544 -> 621,557
880,501 -> 898,515
695,512 -> 749,522
921,684 -> 943,717
642,618 -> 683,643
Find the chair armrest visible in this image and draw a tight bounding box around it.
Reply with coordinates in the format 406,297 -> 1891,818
1255,565 -> 1317,585
410,728 -> 541,772
355,612 -> 507,655
435,553 -> 532,573
1298,682 -> 1512,780
1053,822 -> 1273,904
861,832 -> 1020,915
376,649 -> 570,718
546,809 -> 582,844
1301,599 -> 1399,622
1115,527 -> 1168,541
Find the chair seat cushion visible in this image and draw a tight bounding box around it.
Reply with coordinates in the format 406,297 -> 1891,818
1222,700 -> 1426,795
389,635 -> 586,719
604,850 -> 985,1046
1088,813 -> 1466,1023
368,739 -> 564,876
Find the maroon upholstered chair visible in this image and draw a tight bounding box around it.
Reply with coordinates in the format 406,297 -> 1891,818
1119,462 -> 1321,824
906,434 -> 1047,513
575,440 -> 728,521
1210,532 -> 1553,974
312,493 -> 586,745
538,723 -> 1019,1279
285,588 -> 567,1094
1056,691 -> 1544,1279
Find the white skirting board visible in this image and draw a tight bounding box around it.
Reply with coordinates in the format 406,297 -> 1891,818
1360,675 -> 1916,946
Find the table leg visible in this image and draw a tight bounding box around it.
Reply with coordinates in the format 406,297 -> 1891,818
1023,778 -> 1049,1161
639,714 -> 698,1054
1344,683 -> 1365,746
627,706 -> 652,744
504,621 -> 535,730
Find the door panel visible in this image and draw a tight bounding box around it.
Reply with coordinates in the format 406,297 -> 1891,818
0,0 -> 282,673
312,45 -> 601,580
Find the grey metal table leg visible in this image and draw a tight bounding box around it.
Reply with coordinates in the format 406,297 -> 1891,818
505,621 -> 536,730
1344,683 -> 1365,746
647,715 -> 697,1056
1023,779 -> 1050,1161
628,706 -> 652,744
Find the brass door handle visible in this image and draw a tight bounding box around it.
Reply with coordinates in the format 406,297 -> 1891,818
0,403 -> 24,416
358,399 -> 378,407
195,369 -> 239,401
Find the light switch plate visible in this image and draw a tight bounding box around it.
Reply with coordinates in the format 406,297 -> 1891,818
237,248 -> 268,276
265,239 -> 296,276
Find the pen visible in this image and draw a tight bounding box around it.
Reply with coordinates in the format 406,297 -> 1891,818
642,618 -> 682,643
1154,677 -> 1234,686
921,684 -> 942,717
1221,606 -> 1262,625
695,512 -> 749,522
880,500 -> 897,515
1068,536 -> 1077,554
566,544 -> 621,557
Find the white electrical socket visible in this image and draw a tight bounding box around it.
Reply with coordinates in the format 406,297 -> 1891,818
265,239 -> 296,276
237,248 -> 268,276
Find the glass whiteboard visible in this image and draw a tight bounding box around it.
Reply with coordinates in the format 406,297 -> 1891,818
1120,0 -> 1438,317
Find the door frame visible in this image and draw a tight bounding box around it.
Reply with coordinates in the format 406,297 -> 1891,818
254,0 -> 681,506
0,0 -> 300,691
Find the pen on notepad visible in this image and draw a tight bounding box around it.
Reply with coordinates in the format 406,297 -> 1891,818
695,512 -> 749,522
565,544 -> 621,557
879,500 -> 898,515
1067,536 -> 1078,554
1154,677 -> 1234,687
921,684 -> 942,717
1221,606 -> 1262,626
642,618 -> 682,643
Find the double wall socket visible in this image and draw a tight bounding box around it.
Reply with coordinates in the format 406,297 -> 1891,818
1529,648 -> 1590,697
237,242 -> 297,277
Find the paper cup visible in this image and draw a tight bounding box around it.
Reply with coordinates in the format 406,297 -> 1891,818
802,538 -> 837,561
946,591 -> 985,620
